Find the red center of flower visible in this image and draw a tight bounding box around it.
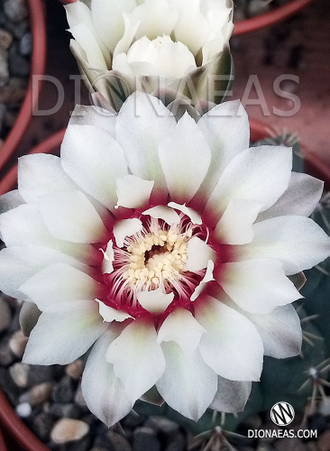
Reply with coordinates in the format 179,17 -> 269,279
99,212 -> 209,316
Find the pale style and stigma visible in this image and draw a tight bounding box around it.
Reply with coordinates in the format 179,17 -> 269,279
0,92 -> 329,426
65,0 -> 234,106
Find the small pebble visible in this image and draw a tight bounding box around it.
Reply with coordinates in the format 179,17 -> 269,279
9,362 -> 29,388
0,367 -> 20,404
0,29 -> 13,49
27,365 -> 56,386
32,412 -> 56,442
0,77 -> 27,103
16,402 -> 32,418
19,31 -> 32,56
50,403 -> 82,420
20,382 -> 53,406
75,383 -> 87,407
8,43 -> 30,77
52,376 -> 75,404
66,359 -> 85,380
165,432 -> 186,451
63,436 -> 91,451
133,427 -> 161,451
4,108 -> 18,128
9,330 -> 28,357
50,418 -> 90,444
145,416 -> 179,434
0,337 -> 14,366
4,0 -> 28,23
0,296 -> 12,333
106,431 -> 132,451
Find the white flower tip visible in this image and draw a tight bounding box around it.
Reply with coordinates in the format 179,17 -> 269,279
137,288 -> 174,314
113,218 -> 143,248
101,240 -> 114,274
96,300 -> 133,323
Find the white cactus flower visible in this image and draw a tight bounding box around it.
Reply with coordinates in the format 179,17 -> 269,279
0,93 -> 329,426
65,0 -> 234,108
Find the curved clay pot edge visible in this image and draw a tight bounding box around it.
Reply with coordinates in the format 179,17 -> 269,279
234,0 -> 317,35
0,119 -> 329,451
0,0 -> 47,170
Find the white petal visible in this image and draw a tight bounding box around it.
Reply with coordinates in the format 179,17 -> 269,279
158,113 -> 211,203
133,0 -> 178,40
38,191 -> 107,244
173,0 -> 209,55
150,37 -> 197,78
168,202 -> 202,225
0,245 -> 87,300
113,11 -> 141,56
233,303 -> 302,359
142,206 -> 180,226
157,308 -> 206,355
19,263 -> 100,310
214,199 -> 263,245
69,104 -> 116,137
195,296 -> 264,381
65,1 -> 110,65
116,175 -> 154,209
18,154 -> 78,204
210,378 -> 252,413
106,318 -> 166,403
102,240 -> 114,274
113,218 -> 142,247
137,288 -> 174,314
82,327 -> 132,426
23,301 -> 106,365
97,301 -> 133,322
69,23 -> 108,69
0,190 -> 24,215
191,260 -> 214,302
205,146 -> 292,223
186,237 -> 216,272
116,92 -> 176,189
198,100 -> 250,195
202,35 -> 225,64
61,124 -> 128,210
157,342 -> 217,421
258,172 -> 324,221
91,0 -> 136,54
219,258 -> 301,315
242,216 -> 330,275
0,204 -> 97,262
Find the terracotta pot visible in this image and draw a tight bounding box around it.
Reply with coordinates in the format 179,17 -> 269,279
234,0 -> 316,35
0,0 -> 47,171
0,119 -> 329,449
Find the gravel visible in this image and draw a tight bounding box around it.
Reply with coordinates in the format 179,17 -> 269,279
0,0 -> 31,146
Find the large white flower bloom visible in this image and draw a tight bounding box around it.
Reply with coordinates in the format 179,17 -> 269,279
65,0 -> 234,108
0,93 -> 329,425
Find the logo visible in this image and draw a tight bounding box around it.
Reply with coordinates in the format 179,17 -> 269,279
270,402 -> 295,426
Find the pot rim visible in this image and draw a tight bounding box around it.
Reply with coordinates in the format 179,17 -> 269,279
0,118 -> 329,450
0,0 -> 47,171
234,0 -> 316,35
